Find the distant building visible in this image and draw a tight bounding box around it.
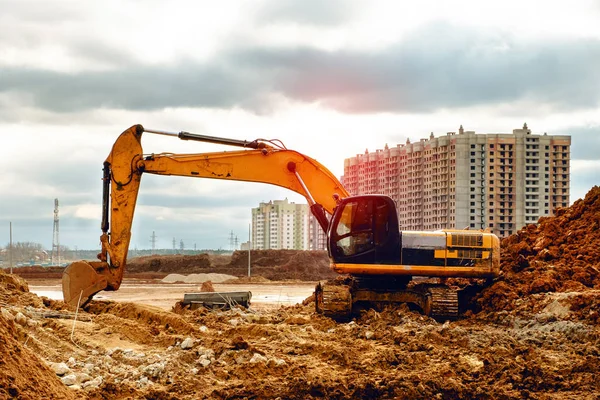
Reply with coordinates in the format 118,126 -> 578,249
251,199 -> 326,250
342,124 -> 571,237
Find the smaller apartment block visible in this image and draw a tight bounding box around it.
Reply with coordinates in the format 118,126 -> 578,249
251,199 -> 327,250
342,124 -> 571,237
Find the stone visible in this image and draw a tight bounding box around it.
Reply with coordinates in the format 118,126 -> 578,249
14,312 -> 27,326
199,358 -> 211,368
61,374 -> 77,386
141,362 -> 165,378
27,319 -> 39,327
77,373 -> 92,384
83,363 -> 95,374
181,337 -> 194,350
136,376 -> 151,389
249,353 -> 268,364
52,362 -> 71,376
82,376 -> 103,389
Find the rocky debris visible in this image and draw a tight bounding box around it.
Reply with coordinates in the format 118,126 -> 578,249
82,376 -> 102,389
61,374 -> 77,386
1,187 -> 600,399
14,312 -> 27,326
51,362 -> 71,376
477,186 -> 600,319
180,337 -> 194,350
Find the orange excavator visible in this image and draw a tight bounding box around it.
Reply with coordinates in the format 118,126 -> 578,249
62,125 -> 500,320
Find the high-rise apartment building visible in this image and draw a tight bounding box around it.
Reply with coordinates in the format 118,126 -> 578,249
251,198 -> 326,250
342,124 -> 571,237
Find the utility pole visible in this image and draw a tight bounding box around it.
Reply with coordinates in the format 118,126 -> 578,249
9,222 -> 13,274
248,223 -> 251,277
172,237 -> 176,254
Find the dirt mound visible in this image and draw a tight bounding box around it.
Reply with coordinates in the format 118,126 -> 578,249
0,318 -> 76,399
9,265 -> 65,279
161,272 -> 238,283
200,281 -> 215,292
0,271 -> 44,308
127,250 -> 334,281
126,253 -> 212,273
0,271 -> 75,399
229,250 -> 335,281
479,186 -> 600,317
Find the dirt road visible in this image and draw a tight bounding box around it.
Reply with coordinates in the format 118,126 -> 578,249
28,279 -> 316,311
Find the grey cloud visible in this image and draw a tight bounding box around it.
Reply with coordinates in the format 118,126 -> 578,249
2,23 -> 600,115
0,63 -> 261,112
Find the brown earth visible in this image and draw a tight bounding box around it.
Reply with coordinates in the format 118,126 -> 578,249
1,187 -> 600,398
125,250 -> 336,281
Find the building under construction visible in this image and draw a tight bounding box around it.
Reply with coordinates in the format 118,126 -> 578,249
342,124 -> 571,237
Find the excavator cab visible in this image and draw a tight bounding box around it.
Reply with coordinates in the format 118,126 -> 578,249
329,195 -> 400,265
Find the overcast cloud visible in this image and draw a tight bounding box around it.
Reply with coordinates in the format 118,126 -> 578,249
1,0 -> 599,252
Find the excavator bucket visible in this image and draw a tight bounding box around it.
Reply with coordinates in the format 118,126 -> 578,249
62,261 -> 108,307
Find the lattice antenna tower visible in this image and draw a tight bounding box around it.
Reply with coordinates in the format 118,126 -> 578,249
150,231 -> 157,253
229,230 -> 235,251
51,198 -> 60,265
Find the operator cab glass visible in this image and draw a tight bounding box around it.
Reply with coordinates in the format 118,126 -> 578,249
328,195 -> 400,264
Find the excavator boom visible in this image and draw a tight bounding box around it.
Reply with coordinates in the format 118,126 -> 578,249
62,125 -> 349,305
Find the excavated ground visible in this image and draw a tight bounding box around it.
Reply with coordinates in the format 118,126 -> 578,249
1,187 -> 600,399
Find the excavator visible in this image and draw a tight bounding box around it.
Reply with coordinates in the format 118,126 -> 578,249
62,124 -> 500,320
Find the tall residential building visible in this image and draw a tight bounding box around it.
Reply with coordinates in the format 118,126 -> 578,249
251,199 -> 325,250
342,124 -> 571,237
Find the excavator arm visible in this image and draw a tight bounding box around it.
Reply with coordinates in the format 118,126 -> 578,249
62,124 -> 349,305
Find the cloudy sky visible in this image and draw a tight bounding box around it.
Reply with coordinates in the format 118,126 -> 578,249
1,0 -> 599,252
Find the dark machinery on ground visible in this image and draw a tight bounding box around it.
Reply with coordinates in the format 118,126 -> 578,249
62,125 -> 500,320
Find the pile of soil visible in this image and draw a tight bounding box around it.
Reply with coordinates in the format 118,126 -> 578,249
126,253 -> 212,274
125,250 -> 335,281
0,272 -> 75,399
478,186 -> 600,321
229,250 -> 335,281
2,188 -> 599,398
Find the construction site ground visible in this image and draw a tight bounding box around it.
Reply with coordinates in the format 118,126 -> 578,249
2,187 -> 600,399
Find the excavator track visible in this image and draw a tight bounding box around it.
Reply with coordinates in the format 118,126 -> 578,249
315,282 -> 352,322
428,286 -> 459,320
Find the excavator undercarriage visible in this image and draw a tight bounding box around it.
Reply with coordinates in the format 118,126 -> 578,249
315,276 -> 490,321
